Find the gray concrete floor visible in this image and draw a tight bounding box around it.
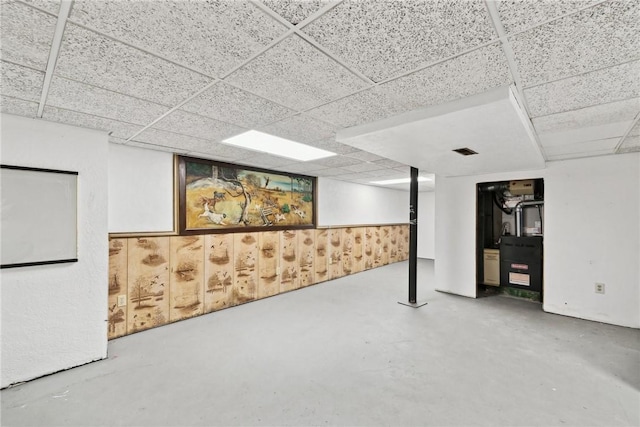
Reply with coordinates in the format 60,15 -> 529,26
2,259 -> 639,426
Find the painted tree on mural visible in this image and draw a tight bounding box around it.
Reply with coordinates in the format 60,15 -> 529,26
218,167 -> 251,225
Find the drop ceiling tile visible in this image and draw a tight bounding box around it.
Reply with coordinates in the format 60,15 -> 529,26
497,0 -> 600,35
0,95 -> 39,118
152,110 -> 246,143
257,114 -> 338,144
511,1 -> 640,87
304,138 -> 360,154
0,61 -> 44,102
261,0 -> 332,25
539,121 -> 632,147
131,128 -> 216,153
532,98 -> 640,134
226,34 -> 369,111
310,155 -> 363,168
55,24 -> 212,106
20,0 -> 60,15
235,153 -> 298,169
343,162 -> 387,173
180,82 -> 295,128
344,150 -> 385,162
47,77 -> 169,125
69,0 -> 287,77
525,61 -> 640,117
372,158 -> 407,169
544,137 -> 619,157
313,167 -> 350,177
42,106 -> 143,139
377,43 -> 512,112
302,0 -> 496,82
306,86 -> 406,128
125,139 -> 188,154
0,1 -> 56,70
618,121 -> 640,153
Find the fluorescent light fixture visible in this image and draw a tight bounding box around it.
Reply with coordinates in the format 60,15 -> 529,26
221,130 -> 336,161
370,177 -> 432,185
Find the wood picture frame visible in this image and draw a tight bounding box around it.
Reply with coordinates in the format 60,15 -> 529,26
177,156 -> 317,235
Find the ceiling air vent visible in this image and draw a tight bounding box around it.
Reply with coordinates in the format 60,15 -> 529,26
453,147 -> 478,156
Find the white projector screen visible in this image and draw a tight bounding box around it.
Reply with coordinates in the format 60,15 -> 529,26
1,165 -> 78,268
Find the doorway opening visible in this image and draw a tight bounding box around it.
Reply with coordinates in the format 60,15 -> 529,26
476,178 -> 544,302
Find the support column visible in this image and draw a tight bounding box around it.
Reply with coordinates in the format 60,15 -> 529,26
399,167 -> 427,308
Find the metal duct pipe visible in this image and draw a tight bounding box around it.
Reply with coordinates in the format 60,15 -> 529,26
515,200 -> 544,237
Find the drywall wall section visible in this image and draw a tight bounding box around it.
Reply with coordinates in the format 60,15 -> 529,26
543,154 -> 639,328
1,114 -> 109,388
418,191 -> 435,259
318,178 -> 409,226
435,153 -> 639,328
108,144 -> 174,233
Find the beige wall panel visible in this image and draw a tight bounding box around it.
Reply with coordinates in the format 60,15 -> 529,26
298,229 -> 315,287
351,227 -> 364,274
315,229 -> 329,283
258,231 -> 280,299
328,228 -> 343,280
342,228 -> 354,276
169,236 -> 204,322
398,225 -> 409,261
280,230 -> 299,292
389,225 -> 399,263
127,237 -> 170,334
363,227 -> 374,270
381,226 -> 391,265
203,234 -> 234,313
108,239 -> 127,339
233,233 -> 258,305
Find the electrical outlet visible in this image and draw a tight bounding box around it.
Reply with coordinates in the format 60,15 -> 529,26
595,283 -> 605,294
329,257 -> 333,265
117,295 -> 127,307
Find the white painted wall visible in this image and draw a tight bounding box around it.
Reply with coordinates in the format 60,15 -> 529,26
317,178 -> 409,226
108,144 -> 174,233
417,191 -> 435,259
0,114 -> 109,388
435,153 -> 640,328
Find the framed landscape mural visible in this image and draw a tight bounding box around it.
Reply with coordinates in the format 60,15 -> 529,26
178,156 -> 316,235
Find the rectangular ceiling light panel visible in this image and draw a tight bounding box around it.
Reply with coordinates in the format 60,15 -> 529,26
222,130 -> 336,161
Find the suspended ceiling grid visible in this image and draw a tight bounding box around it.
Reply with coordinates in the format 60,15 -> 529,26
1,0 -> 639,190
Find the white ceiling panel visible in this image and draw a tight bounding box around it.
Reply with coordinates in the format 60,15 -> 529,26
377,43 -> 512,113
69,0 -> 287,77
343,162 -> 387,174
47,77 -> 170,125
0,1 -> 57,71
306,86 -> 405,128
131,128 -> 219,153
309,155 -> 362,168
151,110 -> 246,143
538,121 -> 633,148
257,113 -> 338,144
42,106 -> 143,139
371,158 -> 407,169
125,139 -> 190,154
56,24 -> 212,107
302,0 -> 496,82
0,61 -> 44,102
313,167 -> 350,177
344,150 -> 385,162
235,153 -> 299,169
618,121 -> 640,153
0,95 -> 39,118
545,137 -> 619,159
226,34 -> 369,111
277,161 -> 331,174
511,1 -> 640,87
261,0 -> 333,25
303,137 -> 360,155
533,98 -> 640,134
20,0 -> 60,15
337,87 -> 544,177
497,0 -> 601,35
180,82 -> 295,128
525,61 -> 640,118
